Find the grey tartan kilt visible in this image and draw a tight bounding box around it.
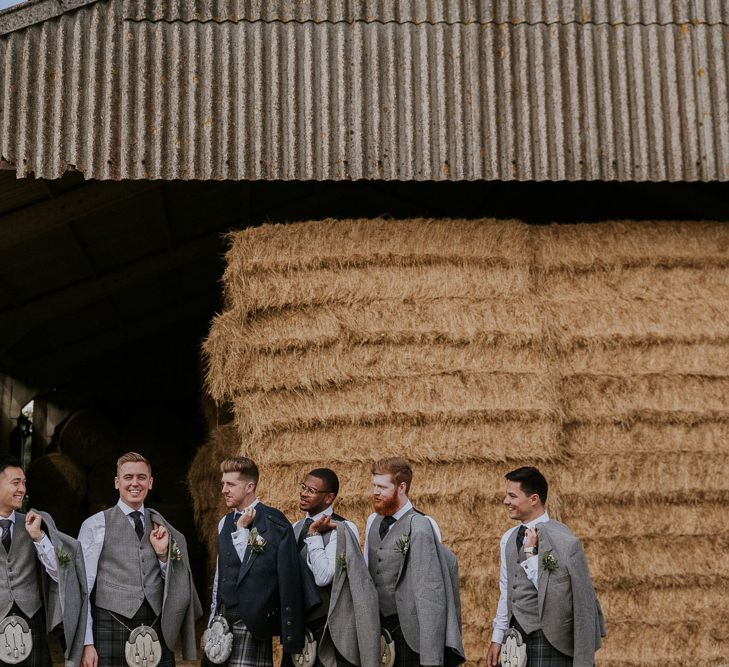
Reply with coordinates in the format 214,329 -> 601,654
1,606 -> 51,667
522,629 -> 572,667
92,602 -> 175,667
227,621 -> 272,667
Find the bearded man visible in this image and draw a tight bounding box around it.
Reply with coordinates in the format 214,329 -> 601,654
364,457 -> 464,667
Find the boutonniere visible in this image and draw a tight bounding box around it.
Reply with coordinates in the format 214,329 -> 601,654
542,550 -> 558,572
336,553 -> 347,574
56,546 -> 71,568
170,539 -> 183,562
394,534 -> 410,556
247,528 -> 266,562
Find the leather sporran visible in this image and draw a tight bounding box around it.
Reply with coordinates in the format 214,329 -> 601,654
500,627 -> 527,667
292,629 -> 317,667
124,625 -> 162,667
0,616 -> 32,664
203,614 -> 234,664
380,628 -> 395,667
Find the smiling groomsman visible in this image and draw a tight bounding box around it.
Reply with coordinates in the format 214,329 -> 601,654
79,452 -> 201,667
486,466 -> 606,667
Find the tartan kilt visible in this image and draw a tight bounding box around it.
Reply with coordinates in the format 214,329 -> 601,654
228,620 -> 272,667
2,605 -> 51,667
522,629 -> 572,667
92,601 -> 175,667
381,616 -> 421,667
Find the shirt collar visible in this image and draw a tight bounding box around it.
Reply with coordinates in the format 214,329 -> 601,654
392,500 -> 413,521
522,511 -> 549,530
0,511 -> 15,523
306,506 -> 333,521
237,498 -> 260,513
117,500 -> 145,516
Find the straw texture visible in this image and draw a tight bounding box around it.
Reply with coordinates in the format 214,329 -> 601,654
194,218 -> 729,666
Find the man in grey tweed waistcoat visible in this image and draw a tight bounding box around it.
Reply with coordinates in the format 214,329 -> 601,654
291,468 -> 362,667
487,467 -> 606,667
79,452 -> 201,667
365,457 -> 462,667
0,456 -> 86,667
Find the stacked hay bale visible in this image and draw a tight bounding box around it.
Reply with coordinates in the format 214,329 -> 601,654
194,219 -> 729,666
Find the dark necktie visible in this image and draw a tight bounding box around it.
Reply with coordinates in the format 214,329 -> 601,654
130,511 -> 144,541
297,517 -> 314,551
516,524 -> 526,555
379,515 -> 396,540
0,520 -> 11,551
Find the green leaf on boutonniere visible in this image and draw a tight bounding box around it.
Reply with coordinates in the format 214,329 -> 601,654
336,552 -> 347,574
394,534 -> 410,556
56,545 -> 71,568
542,550 -> 558,572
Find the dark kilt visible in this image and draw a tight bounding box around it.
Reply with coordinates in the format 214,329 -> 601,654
381,615 -> 420,667
228,620 -> 272,667
92,601 -> 174,667
4,605 -> 51,667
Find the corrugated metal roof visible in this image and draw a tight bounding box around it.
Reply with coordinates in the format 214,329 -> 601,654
0,0 -> 728,181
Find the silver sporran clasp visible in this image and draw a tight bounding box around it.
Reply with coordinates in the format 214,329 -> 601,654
202,614 -> 233,664
124,625 -> 162,667
0,615 -> 32,665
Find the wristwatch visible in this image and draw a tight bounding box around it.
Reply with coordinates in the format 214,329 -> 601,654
524,546 -> 536,556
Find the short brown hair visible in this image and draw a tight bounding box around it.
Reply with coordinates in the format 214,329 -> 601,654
116,452 -> 152,475
220,457 -> 259,485
371,456 -> 413,493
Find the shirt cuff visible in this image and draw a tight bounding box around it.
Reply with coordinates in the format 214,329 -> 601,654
33,533 -> 54,555
304,533 -> 325,549
491,628 -> 505,645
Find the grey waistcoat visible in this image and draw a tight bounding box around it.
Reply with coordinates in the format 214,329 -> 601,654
0,513 -> 42,619
95,506 -> 164,618
506,531 -> 540,635
367,510 -> 414,617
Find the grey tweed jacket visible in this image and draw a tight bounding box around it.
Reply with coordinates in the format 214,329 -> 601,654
319,521 -> 380,667
506,520 -> 606,667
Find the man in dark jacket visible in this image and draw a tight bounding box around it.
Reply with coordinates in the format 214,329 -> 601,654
211,456 -> 306,666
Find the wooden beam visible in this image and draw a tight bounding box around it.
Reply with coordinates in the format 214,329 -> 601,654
0,181 -> 159,251
0,233 -> 224,355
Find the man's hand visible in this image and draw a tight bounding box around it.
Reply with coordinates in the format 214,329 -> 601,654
24,511 -> 43,543
309,515 -> 335,535
81,645 -> 98,667
486,641 -> 501,667
236,506 -> 256,530
524,527 -> 539,550
149,522 -> 169,562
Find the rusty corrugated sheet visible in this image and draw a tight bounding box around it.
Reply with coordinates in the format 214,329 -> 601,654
0,0 -> 728,181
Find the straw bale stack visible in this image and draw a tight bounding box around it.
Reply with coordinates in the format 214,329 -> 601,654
194,219 -> 729,666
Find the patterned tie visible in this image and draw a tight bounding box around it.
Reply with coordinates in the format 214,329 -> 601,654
297,517 -> 314,550
0,520 -> 11,552
379,515 -> 396,540
130,511 -> 144,541
516,524 -> 526,555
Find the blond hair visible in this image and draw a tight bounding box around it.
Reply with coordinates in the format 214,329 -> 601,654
220,456 -> 259,484
116,451 -> 152,475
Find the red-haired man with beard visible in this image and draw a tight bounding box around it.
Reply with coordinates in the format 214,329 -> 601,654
364,457 -> 464,667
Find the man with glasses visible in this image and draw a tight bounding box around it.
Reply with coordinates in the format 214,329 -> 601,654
293,469 -> 380,667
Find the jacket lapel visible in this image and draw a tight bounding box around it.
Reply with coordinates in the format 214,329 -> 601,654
237,511 -> 267,584
394,515 -> 414,587
327,522 -> 347,611
537,523 -> 552,618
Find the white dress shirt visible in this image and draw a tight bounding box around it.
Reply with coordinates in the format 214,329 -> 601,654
302,506 -> 360,586
78,501 -> 168,645
210,498 -> 260,620
0,511 -> 59,582
363,500 -> 442,565
491,511 -> 550,644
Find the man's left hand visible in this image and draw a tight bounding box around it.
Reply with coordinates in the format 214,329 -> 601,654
24,510 -> 43,543
309,515 -> 336,535
150,522 -> 169,562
